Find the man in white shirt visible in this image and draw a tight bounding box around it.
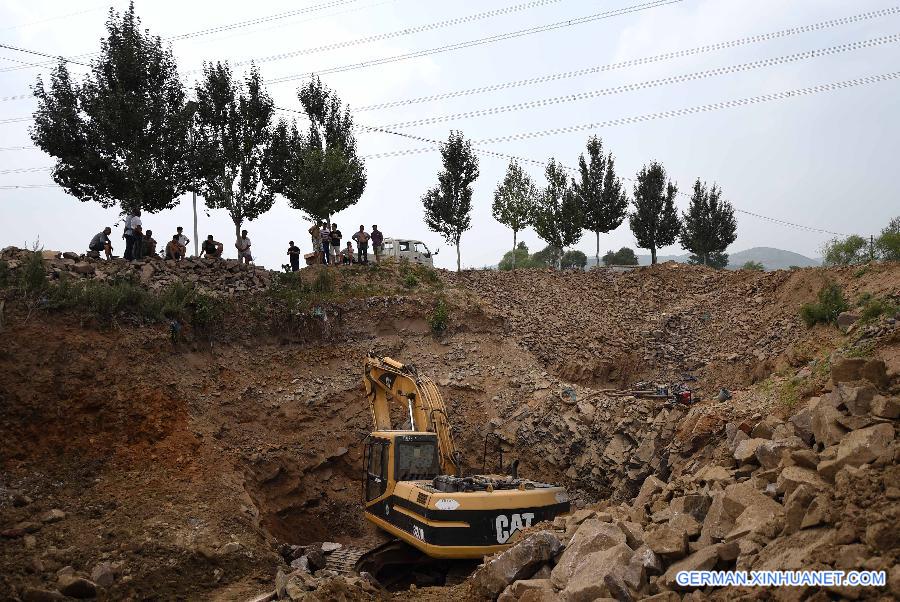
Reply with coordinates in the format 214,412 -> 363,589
123,210 -> 141,261
236,230 -> 252,265
175,226 -> 190,257
130,212 -> 143,260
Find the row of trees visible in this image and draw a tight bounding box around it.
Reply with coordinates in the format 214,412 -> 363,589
419,131 -> 738,271
32,3 -> 365,239
821,217 -> 900,265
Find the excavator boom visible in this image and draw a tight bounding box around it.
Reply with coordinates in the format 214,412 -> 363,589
364,355 -> 460,475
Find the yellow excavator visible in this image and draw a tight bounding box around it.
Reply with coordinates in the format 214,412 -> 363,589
357,355 -> 569,574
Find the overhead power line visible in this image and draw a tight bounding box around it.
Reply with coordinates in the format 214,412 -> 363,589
168,0 -> 363,40
0,42 -> 91,68
355,6 -> 900,112
0,116 -> 34,125
374,34 -> 900,129
361,70 -> 900,156
224,0 -> 564,68
0,94 -> 35,103
0,166 -> 50,175
0,5 -> 107,32
0,146 -> 37,151
265,0 -> 684,83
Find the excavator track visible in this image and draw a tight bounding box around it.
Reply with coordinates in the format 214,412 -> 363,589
324,546 -> 369,575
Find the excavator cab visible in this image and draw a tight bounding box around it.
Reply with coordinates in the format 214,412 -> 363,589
359,356 -> 570,563
364,432 -> 441,503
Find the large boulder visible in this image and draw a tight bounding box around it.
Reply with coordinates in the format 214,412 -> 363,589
755,437 -> 805,470
661,545 -> 720,588
776,466 -> 827,497
835,384 -> 877,416
644,525 -> 688,559
871,396 -> 900,419
831,358 -> 866,384
551,520 -> 627,588
498,578 -> 559,602
669,494 -> 711,522
816,423 -> 895,482
733,438 -> 768,464
633,475 -> 666,508
859,359 -> 889,389
809,397 -> 848,446
558,543 -> 634,602
57,576 -> 97,599
472,531 -> 561,598
789,406 -> 814,444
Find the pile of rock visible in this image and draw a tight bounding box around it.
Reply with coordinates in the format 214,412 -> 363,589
473,358 -> 899,600
1,247 -> 272,296
447,264 -> 878,389
264,542 -> 383,602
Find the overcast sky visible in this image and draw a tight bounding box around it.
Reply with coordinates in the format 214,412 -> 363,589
1,0 -> 898,269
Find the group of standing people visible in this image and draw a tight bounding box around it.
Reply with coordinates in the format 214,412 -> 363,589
289,222 -> 383,271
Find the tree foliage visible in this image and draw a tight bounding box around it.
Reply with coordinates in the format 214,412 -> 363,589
31,1 -> 192,214
875,216 -> 900,261
742,260 -> 765,271
492,160 -> 536,270
800,282 -> 848,327
602,247 -> 639,266
532,159 -> 582,266
422,131 -> 479,271
680,179 -> 737,267
573,136 -> 628,266
498,241 -> 534,271
561,250 -> 588,270
531,245 -> 563,268
271,77 -> 366,223
821,234 -> 869,266
629,162 -> 681,264
193,63 -> 275,238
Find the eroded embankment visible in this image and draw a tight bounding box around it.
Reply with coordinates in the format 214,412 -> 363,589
0,257 -> 898,601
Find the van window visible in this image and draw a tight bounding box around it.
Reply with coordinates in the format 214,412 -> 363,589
399,241 -> 410,252
414,242 -> 425,253
383,241 -> 394,252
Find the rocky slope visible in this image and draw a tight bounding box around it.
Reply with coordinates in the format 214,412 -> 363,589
0,249 -> 898,601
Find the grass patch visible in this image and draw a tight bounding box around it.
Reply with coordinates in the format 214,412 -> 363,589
799,281 -> 848,327
859,297 -> 899,323
429,298 -> 449,334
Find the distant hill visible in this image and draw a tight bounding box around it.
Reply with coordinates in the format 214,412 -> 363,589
586,247 -> 820,271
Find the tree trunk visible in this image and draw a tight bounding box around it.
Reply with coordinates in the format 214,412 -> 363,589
511,230 -> 517,270
595,230 -> 600,268
456,240 -> 461,272
651,247 -> 657,265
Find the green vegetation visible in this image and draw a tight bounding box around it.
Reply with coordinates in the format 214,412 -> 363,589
492,160 -> 537,270
602,247 -> 638,266
799,282 -> 848,327
429,298 -> 450,334
859,296 -> 899,323
681,179 -> 737,268
403,273 -> 419,288
561,250 -> 587,270
822,234 -> 869,266
629,161 -> 680,265
742,260 -> 764,271
875,216 -> 900,261
573,136 -> 628,267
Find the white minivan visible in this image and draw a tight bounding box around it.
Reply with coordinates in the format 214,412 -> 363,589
380,238 -> 438,267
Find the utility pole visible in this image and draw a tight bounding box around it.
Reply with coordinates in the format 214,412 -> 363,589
869,234 -> 875,262
193,191 -> 199,257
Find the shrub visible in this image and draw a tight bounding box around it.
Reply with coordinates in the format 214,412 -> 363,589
0,260 -> 9,288
875,216 -> 900,261
859,297 -> 899,322
312,269 -> 333,294
799,282 -> 848,327
561,250 -> 587,270
18,251 -> 48,298
602,247 -> 639,266
430,299 -> 449,333
742,260 -> 764,271
403,273 -> 419,288
821,234 -> 869,265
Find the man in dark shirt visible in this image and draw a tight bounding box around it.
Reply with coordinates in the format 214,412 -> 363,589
201,235 -> 223,258
370,225 -> 384,263
89,227 -> 113,260
143,230 -> 158,258
287,241 -> 301,271
329,223 -> 342,266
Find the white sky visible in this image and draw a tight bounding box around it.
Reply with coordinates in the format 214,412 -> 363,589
1,0 -> 899,269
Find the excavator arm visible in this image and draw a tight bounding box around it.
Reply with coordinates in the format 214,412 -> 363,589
364,355 -> 461,475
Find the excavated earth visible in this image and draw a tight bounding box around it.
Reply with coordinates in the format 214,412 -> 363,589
0,249 -> 898,601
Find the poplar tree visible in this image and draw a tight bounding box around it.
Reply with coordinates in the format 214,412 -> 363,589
680,179 -> 737,268
271,77 -> 366,224
532,159 -> 582,268
492,160 -> 536,270
629,162 -> 680,264
193,63 -> 276,239
573,136 -> 628,267
31,2 -> 192,215
422,131 -> 479,271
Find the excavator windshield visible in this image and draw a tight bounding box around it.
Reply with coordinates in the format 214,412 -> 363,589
395,437 -> 441,481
